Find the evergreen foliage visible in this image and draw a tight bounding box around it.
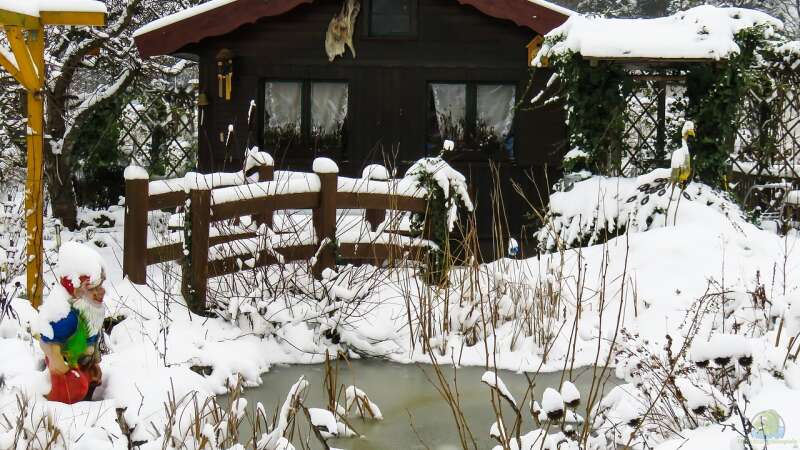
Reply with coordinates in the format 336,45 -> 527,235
71,94 -> 126,208
546,50 -> 633,174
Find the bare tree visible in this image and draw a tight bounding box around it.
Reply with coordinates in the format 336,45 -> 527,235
0,0 -> 200,229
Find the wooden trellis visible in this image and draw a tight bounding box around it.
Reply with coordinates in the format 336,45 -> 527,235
120,82 -> 198,178
731,69 -> 800,195
619,76 -> 672,176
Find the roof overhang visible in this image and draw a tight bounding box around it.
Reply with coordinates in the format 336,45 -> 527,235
134,0 -> 572,59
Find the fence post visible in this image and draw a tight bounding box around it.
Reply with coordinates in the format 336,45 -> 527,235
188,178 -> 212,313
123,166 -> 149,285
255,158 -> 275,228
363,165 -> 389,232
312,158 -> 338,279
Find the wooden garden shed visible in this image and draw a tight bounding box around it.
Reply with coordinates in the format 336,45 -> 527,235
133,0 -> 572,256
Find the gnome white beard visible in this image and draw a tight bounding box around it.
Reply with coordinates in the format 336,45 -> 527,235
71,297 -> 106,337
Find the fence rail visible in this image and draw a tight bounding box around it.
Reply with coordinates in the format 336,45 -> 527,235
123,154 -> 434,312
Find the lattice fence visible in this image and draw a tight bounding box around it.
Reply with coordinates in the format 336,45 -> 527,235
121,82 -> 198,178
618,69 -> 799,200
731,70 -> 800,191
619,75 -> 687,177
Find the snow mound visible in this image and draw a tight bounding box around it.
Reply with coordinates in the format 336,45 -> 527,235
534,5 -> 782,64
535,169 -> 746,251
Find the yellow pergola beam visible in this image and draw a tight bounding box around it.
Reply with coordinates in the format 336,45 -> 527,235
0,9 -> 40,29
40,11 -> 105,27
0,46 -> 31,89
5,26 -> 40,90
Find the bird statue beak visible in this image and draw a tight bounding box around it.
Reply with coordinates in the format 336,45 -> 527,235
687,129 -> 696,138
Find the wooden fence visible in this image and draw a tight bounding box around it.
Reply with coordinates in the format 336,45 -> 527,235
123,155 -> 433,312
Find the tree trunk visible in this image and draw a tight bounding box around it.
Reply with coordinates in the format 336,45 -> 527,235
44,149 -> 78,230
45,91 -> 79,230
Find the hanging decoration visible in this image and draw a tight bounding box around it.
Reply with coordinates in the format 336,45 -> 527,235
527,36 -> 545,67
325,0 -> 360,62
216,48 -> 234,100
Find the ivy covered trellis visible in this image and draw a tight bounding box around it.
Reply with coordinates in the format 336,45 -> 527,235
534,6 -> 800,194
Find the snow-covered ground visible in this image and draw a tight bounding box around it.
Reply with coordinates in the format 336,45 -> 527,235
1,166 -> 799,449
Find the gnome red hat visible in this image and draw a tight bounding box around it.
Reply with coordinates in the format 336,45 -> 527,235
56,242 -> 106,298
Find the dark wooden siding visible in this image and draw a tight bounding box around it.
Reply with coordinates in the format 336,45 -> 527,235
191,0 -> 567,256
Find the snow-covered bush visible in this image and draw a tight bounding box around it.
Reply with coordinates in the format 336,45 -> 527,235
535,168 -> 745,251
601,312 -> 762,448
483,371 -> 606,450
406,157 -> 474,283
0,187 -> 28,326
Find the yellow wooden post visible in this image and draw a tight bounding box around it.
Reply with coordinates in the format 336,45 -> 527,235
25,28 -> 45,308
0,5 -> 105,308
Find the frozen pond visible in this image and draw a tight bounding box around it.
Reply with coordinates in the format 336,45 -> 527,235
240,360 -> 621,449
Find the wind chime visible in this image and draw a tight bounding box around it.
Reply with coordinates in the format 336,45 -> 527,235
216,48 -> 234,100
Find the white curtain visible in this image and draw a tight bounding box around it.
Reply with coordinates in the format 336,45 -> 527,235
265,82 -> 301,131
432,84 -> 466,140
311,82 -> 349,135
477,84 -> 516,139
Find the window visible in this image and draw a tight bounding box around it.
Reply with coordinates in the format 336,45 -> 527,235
369,0 -> 415,37
263,81 -> 349,155
428,83 -> 517,157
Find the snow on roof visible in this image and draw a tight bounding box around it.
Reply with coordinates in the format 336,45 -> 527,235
133,0 -> 236,37
534,5 -> 782,64
0,0 -> 106,16
133,0 -> 573,39
527,0 -> 574,18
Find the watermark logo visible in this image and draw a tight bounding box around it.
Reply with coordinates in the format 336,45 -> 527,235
751,410 -> 786,441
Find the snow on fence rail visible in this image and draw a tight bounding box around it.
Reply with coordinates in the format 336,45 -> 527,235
123,153 -> 436,311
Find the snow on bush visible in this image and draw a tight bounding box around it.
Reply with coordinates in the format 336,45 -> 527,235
406,157 -> 474,232
340,385 -> 383,420
560,380 -> 580,407
690,333 -> 752,367
481,371 -> 517,407
535,168 -> 745,251
541,387 -> 565,420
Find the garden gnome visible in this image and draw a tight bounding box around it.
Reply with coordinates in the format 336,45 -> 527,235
37,242 -> 107,404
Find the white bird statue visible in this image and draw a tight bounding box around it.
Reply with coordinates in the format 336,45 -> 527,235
670,121 -> 695,186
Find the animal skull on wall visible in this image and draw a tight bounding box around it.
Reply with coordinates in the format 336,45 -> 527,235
325,0 -> 361,62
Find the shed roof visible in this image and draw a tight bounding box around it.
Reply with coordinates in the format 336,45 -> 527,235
134,0 -> 573,58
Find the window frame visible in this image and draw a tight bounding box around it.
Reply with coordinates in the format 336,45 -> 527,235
362,0 -> 419,39
426,81 -> 519,159
260,79 -> 351,159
